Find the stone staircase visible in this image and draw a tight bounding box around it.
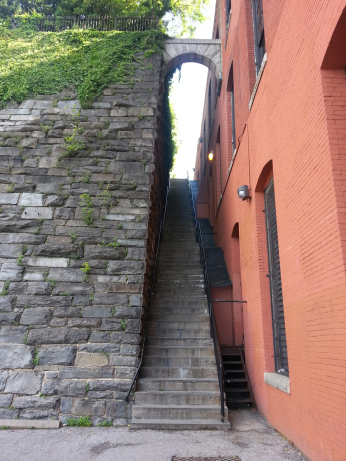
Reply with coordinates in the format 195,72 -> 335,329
131,178 -> 229,429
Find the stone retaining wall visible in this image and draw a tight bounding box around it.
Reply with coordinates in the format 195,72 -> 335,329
0,53 -> 166,425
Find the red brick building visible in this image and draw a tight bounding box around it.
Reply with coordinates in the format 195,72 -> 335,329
194,1 -> 346,459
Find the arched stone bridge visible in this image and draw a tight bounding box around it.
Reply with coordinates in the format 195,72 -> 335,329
163,39 -> 223,94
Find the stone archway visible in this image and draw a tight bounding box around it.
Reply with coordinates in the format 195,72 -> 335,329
163,38 -> 223,94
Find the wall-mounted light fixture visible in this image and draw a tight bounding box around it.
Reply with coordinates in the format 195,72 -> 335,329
237,185 -> 251,201
208,150 -> 214,161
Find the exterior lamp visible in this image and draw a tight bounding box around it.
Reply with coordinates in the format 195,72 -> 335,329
237,185 -> 250,201
208,151 -> 214,161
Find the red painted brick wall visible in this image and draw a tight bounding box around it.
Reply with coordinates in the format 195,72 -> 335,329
194,1 -> 346,460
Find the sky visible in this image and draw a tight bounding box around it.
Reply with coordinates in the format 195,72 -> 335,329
169,1 -> 216,179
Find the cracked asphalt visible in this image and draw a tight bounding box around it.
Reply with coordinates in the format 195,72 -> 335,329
0,410 -> 308,461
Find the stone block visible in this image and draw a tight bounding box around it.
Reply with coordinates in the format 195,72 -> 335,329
0,233 -> 45,244
21,207 -> 53,219
18,138 -> 38,148
16,295 -> 71,308
59,367 -> 114,379
26,257 -> 68,268
34,244 -> 83,259
109,356 -> 138,367
0,345 -> 33,369
105,400 -> 129,418
27,328 -> 90,345
0,193 -> 19,204
72,399 -> 106,416
41,379 -> 86,397
0,296 -> 15,312
20,308 -> 53,325
38,346 -> 77,365
84,246 -> 124,261
75,353 -> 109,367
129,294 -> 142,307
0,312 -> 21,325
88,379 -> 129,392
120,344 -> 140,356
0,326 -> 28,344
0,370 -> 9,390
5,371 -> 43,394
110,333 -> 142,345
18,193 -> 45,207
82,307 -> 112,318
89,332 -> 110,343
45,195 -> 64,207
0,408 -> 20,419
78,343 -> 120,354
0,244 -> 23,258
93,293 -> 128,305
12,396 -> 60,410
115,367 -> 136,379
67,319 -> 101,328
87,391 -> 113,399
25,282 -> 51,295
48,268 -> 85,283
60,398 -> 73,413
0,148 -> 20,157
0,394 -> 13,407
108,122 -> 133,132
100,319 -> 122,331
20,409 -> 59,419
0,263 -> 23,281
53,306 -> 81,318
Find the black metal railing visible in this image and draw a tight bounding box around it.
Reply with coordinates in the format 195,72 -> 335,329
188,178 -> 225,422
125,183 -> 169,402
35,15 -> 158,32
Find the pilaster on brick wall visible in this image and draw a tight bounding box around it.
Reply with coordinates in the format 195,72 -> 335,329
0,53 -> 166,426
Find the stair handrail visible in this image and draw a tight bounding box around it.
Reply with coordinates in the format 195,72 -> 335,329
187,179 -> 225,422
125,183 -> 170,402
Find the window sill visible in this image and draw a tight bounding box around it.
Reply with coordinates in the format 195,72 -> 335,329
249,53 -> 267,110
264,372 -> 290,394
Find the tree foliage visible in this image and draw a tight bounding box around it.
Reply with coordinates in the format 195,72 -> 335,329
0,0 -> 209,36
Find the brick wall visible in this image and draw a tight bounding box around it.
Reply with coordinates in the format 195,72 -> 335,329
194,1 -> 346,459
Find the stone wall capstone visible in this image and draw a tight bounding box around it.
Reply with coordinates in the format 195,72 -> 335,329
0,53 -> 166,426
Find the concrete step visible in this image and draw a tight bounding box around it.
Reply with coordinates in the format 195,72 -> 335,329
130,418 -> 229,430
148,314 -> 209,322
143,346 -> 214,357
146,328 -> 210,338
149,307 -> 208,315
139,367 -> 217,379
154,275 -> 204,281
145,337 -> 213,347
147,320 -> 210,330
142,356 -> 216,368
137,378 -> 219,392
132,404 -> 224,420
135,391 -> 220,405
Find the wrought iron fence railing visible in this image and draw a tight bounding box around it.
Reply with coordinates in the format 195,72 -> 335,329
30,15 -> 158,32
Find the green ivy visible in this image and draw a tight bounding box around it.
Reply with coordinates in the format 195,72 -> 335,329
162,68 -> 180,175
0,18 -> 165,108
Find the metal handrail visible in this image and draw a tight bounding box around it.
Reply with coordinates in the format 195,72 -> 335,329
125,183 -> 169,402
187,179 -> 225,422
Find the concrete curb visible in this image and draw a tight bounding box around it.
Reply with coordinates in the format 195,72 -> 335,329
0,419 -> 61,429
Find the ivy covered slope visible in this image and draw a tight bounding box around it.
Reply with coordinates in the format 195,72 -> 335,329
0,21 -> 165,108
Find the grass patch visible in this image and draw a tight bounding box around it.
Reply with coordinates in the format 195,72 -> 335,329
66,415 -> 92,427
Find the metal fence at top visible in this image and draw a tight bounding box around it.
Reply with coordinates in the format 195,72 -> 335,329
36,15 -> 158,32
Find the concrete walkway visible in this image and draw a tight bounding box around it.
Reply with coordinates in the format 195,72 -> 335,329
0,410 -> 308,461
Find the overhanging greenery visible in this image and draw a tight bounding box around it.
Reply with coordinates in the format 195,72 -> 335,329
0,18 -> 165,108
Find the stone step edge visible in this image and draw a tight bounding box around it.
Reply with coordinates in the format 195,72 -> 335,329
0,419 -> 61,429
129,418 -> 230,430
